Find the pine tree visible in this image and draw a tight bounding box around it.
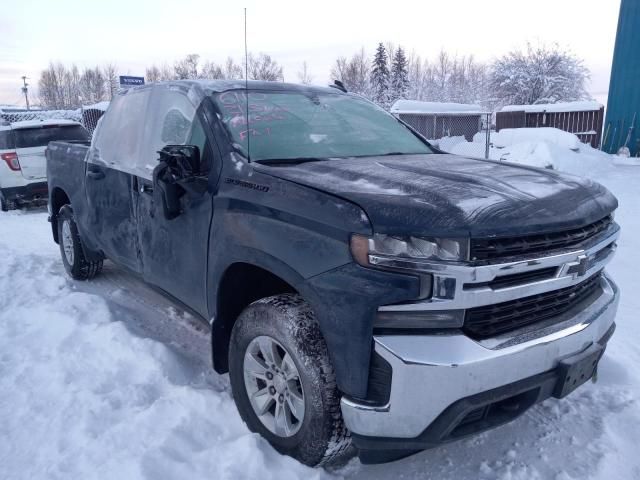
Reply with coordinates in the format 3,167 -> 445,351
370,43 -> 390,109
390,47 -> 409,105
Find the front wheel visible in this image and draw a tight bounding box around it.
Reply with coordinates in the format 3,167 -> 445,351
57,205 -> 103,280
229,294 -> 352,467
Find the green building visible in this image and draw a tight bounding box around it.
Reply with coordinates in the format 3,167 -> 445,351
604,0 -> 640,156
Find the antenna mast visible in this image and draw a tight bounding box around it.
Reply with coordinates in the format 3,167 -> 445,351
244,8 -> 250,161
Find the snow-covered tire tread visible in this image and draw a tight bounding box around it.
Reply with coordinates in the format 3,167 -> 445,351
229,293 -> 353,467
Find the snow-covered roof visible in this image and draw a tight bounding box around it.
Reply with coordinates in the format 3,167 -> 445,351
82,101 -> 110,112
9,119 -> 81,130
500,101 -> 603,113
391,100 -> 488,115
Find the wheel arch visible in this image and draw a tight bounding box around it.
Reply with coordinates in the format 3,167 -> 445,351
50,186 -> 71,244
211,261 -> 303,374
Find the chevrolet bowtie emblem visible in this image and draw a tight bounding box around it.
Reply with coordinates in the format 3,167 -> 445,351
576,255 -> 590,277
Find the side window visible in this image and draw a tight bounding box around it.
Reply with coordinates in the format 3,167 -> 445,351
188,116 -> 211,173
94,89 -> 150,173
139,87 -> 206,178
0,129 -> 15,149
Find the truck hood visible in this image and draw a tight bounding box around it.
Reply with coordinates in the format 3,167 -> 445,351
259,154 -> 618,237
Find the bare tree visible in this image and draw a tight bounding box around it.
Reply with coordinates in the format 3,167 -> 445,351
490,42 -> 591,106
146,65 -> 161,83
174,54 -> 200,79
330,48 -> 371,97
38,62 -> 66,109
79,66 -> 106,105
146,63 -> 176,83
224,57 -> 244,79
200,61 -> 224,79
297,61 -> 313,84
248,53 -> 283,81
102,63 -> 119,100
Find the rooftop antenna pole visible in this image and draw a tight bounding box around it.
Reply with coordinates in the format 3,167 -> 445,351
244,7 -> 250,161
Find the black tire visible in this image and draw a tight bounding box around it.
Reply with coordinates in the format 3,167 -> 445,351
0,195 -> 17,211
57,205 -> 103,280
229,293 -> 353,467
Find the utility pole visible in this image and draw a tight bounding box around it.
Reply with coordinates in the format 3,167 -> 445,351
21,76 -> 30,110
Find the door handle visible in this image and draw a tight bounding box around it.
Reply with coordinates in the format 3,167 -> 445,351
138,179 -> 153,194
87,164 -> 105,180
87,170 -> 105,180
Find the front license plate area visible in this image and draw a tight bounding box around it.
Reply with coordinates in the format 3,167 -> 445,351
553,344 -> 604,398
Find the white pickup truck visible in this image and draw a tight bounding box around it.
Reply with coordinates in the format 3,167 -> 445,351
0,119 -> 89,211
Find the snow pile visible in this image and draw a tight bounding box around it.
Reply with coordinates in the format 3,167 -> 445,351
83,101 -> 110,112
391,100 -> 487,115
429,135 -> 467,152
490,127 -> 582,150
448,127 -> 615,178
0,212 -> 327,480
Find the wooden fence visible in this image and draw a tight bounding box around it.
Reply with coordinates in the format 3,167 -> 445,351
496,107 -> 605,148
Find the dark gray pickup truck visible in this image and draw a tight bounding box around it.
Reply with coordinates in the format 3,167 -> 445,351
46,80 -> 620,466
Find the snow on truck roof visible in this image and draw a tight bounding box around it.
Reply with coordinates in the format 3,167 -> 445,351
500,101 -> 603,113
122,79 -> 344,97
390,100 -> 488,115
9,119 -> 81,129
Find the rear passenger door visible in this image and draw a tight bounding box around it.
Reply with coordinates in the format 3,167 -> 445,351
84,88 -> 151,273
135,86 -> 217,314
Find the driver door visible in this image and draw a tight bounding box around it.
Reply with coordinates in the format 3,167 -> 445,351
135,86 -> 216,315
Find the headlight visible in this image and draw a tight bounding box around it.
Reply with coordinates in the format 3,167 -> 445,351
350,233 -> 468,270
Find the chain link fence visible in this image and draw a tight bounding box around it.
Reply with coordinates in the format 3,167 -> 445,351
0,104 -> 108,136
396,112 -> 492,159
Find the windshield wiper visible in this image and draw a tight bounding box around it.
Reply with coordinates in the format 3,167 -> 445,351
377,152 -> 412,156
254,157 -> 330,166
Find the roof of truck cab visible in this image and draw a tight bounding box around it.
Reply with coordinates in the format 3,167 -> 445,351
9,119 -> 82,130
123,79 -> 347,97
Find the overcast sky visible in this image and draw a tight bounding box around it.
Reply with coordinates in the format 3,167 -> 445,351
0,0 -> 621,107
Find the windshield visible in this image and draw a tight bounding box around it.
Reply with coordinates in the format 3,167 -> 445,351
13,125 -> 90,148
212,90 -> 433,162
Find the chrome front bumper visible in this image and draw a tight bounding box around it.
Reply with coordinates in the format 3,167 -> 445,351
342,274 -> 619,439
342,224 -> 620,441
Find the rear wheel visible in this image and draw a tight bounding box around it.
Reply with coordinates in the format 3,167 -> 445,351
57,205 -> 103,280
0,195 -> 17,212
229,294 -> 352,467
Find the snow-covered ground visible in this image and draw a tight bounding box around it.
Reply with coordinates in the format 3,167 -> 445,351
1,155 -> 640,479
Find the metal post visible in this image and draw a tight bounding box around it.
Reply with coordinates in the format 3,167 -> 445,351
21,76 -> 30,110
485,113 -> 491,159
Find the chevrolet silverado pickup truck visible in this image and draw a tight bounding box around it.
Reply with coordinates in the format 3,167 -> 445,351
46,80 -> 620,466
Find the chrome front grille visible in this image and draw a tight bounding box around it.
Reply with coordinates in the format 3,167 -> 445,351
463,272 -> 603,339
470,216 -> 613,262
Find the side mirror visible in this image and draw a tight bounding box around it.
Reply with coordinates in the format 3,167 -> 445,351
153,145 -> 208,220
158,144 -> 201,177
